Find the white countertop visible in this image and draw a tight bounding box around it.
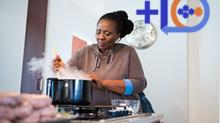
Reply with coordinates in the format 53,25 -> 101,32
70,113 -> 164,123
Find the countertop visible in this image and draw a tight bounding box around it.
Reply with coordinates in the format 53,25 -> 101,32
70,113 -> 163,123
42,113 -> 163,123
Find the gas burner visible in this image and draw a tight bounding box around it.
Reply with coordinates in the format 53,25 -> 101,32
57,105 -> 132,120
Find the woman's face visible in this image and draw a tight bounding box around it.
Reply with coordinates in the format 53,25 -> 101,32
96,19 -> 120,51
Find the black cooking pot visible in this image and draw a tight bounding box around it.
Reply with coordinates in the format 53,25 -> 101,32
46,78 -> 92,105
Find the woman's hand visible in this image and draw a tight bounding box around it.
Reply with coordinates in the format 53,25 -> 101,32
52,55 -> 64,73
88,73 -> 125,95
89,73 -> 103,88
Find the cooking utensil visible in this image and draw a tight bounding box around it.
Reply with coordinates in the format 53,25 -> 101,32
52,48 -> 61,78
46,78 -> 92,105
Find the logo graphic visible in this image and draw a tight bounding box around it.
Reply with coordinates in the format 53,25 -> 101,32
136,0 -> 210,34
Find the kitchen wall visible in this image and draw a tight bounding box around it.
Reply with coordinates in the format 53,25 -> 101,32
0,0 -> 28,92
187,1 -> 219,123
0,0 -> 219,123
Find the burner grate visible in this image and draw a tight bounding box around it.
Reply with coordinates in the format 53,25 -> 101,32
57,105 -> 132,120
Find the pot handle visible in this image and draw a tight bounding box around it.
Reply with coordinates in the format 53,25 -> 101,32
37,77 -> 43,93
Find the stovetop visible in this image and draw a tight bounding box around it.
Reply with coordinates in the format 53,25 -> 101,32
57,105 -> 132,120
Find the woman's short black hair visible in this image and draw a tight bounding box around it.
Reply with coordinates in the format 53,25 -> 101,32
98,10 -> 134,38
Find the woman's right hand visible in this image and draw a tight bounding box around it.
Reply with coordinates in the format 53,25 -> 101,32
52,55 -> 64,73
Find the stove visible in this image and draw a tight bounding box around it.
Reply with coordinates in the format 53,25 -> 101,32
57,105 -> 132,120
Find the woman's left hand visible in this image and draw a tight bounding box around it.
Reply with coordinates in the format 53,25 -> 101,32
88,73 -> 103,88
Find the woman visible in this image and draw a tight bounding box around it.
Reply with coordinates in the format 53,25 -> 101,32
53,10 -> 147,111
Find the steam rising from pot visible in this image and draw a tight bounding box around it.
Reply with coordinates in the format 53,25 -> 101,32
27,55 -> 90,80
27,57 -> 45,74
56,65 -> 90,80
